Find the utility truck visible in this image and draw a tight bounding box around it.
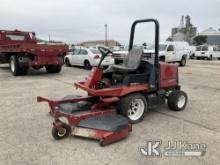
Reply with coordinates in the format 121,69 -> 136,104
145,41 -> 190,66
0,29 -> 69,76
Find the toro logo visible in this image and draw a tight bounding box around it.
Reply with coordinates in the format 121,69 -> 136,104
165,67 -> 173,77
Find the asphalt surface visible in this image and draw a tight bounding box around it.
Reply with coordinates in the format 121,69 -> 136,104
0,60 -> 219,165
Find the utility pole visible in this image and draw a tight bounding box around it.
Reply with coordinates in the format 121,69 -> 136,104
105,24 -> 108,46
49,34 -> 51,42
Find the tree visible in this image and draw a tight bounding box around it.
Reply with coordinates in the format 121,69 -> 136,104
193,35 -> 207,45
142,43 -> 147,47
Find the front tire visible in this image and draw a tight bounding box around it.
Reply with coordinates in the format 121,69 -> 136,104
179,56 -> 186,66
52,123 -> 71,140
117,93 -> 147,123
20,66 -> 29,75
10,56 -> 28,76
168,90 -> 187,111
10,55 -> 20,76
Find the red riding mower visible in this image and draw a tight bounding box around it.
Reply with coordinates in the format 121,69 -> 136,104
37,19 -> 187,146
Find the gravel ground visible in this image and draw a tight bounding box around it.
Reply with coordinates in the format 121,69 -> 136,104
0,60 -> 219,165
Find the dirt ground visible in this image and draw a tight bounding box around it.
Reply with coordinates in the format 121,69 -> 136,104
0,60 -> 219,165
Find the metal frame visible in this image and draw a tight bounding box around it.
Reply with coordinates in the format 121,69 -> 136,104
128,19 -> 160,90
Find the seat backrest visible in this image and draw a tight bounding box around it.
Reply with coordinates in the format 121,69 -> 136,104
123,48 -> 143,69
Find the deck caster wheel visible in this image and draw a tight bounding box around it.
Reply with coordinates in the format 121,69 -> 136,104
52,123 -> 71,140
168,90 -> 187,111
117,93 -> 147,124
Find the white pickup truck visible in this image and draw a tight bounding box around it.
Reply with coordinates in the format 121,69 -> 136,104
112,50 -> 128,64
193,45 -> 220,60
145,41 -> 190,66
112,41 -> 190,66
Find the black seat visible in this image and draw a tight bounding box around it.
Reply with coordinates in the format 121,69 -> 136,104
111,60 -> 154,85
111,48 -> 143,72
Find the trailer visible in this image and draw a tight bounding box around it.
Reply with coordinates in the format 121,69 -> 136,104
0,29 -> 69,76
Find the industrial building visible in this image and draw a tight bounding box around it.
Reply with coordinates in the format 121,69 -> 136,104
168,15 -> 197,44
198,27 -> 220,45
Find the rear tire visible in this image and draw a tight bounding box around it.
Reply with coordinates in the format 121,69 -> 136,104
54,65 -> 62,73
45,65 -> 62,73
65,58 -> 71,67
190,54 -> 195,59
179,56 -> 186,66
52,123 -> 71,140
159,56 -> 165,62
117,93 -> 147,123
168,90 -> 187,111
84,60 -> 91,70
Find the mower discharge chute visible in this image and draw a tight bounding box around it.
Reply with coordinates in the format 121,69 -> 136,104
37,19 -> 187,146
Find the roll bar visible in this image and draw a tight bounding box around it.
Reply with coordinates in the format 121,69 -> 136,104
128,19 -> 160,90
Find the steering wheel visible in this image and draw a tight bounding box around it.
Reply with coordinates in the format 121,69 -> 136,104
98,46 -> 113,58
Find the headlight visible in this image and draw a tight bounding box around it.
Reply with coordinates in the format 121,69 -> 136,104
58,117 -> 69,124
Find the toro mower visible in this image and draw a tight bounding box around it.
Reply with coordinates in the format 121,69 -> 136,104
37,19 -> 187,146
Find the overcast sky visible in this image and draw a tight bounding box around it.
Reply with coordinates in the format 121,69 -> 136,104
0,0 -> 219,45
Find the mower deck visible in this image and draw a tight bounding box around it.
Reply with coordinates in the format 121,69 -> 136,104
73,114 -> 132,146
38,95 -> 132,146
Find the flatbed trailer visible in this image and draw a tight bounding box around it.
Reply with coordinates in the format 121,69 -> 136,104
0,29 -> 69,76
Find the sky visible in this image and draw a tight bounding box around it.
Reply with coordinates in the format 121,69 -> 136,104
0,0 -> 219,45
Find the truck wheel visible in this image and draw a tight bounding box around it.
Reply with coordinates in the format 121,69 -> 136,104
168,90 -> 187,111
45,65 -> 62,73
190,54 -> 195,59
159,56 -> 165,62
45,65 -> 54,73
52,123 -> 71,140
54,65 -> 62,73
20,66 -> 29,75
117,93 -> 147,123
10,55 -> 21,76
179,56 -> 186,66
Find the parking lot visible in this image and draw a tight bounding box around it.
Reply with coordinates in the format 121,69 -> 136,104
0,60 -> 219,165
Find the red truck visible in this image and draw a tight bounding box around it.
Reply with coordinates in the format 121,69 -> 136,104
0,29 -> 69,76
